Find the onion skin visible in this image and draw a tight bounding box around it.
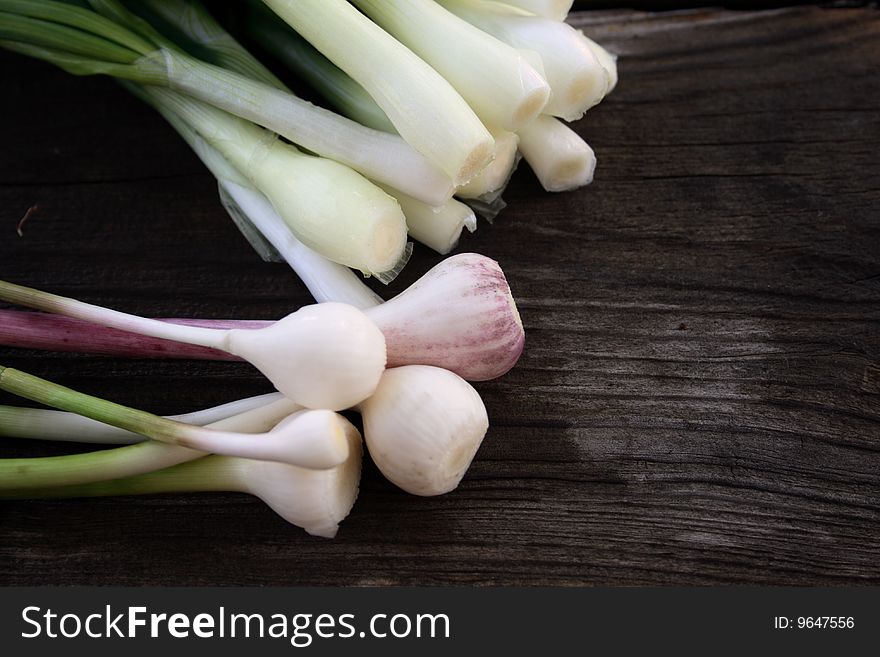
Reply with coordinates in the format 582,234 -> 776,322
366,253 -> 525,380
358,365 -> 489,496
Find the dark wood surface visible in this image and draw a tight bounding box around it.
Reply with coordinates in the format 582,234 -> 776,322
1,5 -> 878,586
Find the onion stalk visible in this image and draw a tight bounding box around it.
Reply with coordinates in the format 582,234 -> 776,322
122,79 -> 387,301
0,309 -> 240,361
244,6 -> 396,134
125,2 -> 465,258
456,127 -> 521,200
149,97 -> 387,303
376,184 -> 477,256
261,0 -> 495,185
144,87 -> 409,278
438,0 -> 611,120
244,9 -> 519,204
580,30 -> 619,94
519,114 -> 596,192
0,395 -> 297,489
0,281 -> 387,410
350,0 -> 550,132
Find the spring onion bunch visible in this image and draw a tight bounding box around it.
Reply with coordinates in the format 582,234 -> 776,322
242,6 -> 522,208
0,0 -> 448,279
0,0 -> 457,207
248,0 -> 616,198
350,0 -> 550,131
119,2 -> 473,260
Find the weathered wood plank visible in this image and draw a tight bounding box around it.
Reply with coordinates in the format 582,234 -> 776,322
0,6 -> 878,585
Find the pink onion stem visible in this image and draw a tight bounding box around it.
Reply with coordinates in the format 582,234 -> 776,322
0,310 -> 264,361
0,254 -> 524,380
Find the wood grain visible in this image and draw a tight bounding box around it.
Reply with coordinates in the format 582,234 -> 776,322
0,5 -> 878,586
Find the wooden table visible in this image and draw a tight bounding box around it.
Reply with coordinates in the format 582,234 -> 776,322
1,4 -> 878,586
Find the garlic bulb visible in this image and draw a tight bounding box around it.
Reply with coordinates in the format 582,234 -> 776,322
365,253 -> 524,380
0,256 -> 524,384
227,415 -> 364,537
2,418 -> 365,538
173,409 -> 351,470
224,302 -> 387,410
0,280 -> 387,411
358,365 -> 489,496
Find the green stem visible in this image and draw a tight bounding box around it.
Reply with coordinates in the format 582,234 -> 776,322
0,441 -> 199,490
0,455 -> 240,497
0,395 -> 300,490
139,0 -> 287,90
245,5 -> 395,133
0,10 -> 139,63
86,0 -> 177,52
0,366 -> 183,443
0,0 -> 155,54
0,39 -> 163,82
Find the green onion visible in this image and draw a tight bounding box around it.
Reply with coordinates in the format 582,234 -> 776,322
438,0 -> 611,120
580,29 -> 618,94
261,0 -> 495,185
245,5 -> 397,134
125,81 -> 386,303
351,0 -> 550,131
0,0 -> 456,206
376,184 -> 477,256
518,114 -> 596,191
142,86 -> 408,278
242,8 -> 520,205
121,6 -> 455,262
122,1 -> 465,260
456,127 -> 521,199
